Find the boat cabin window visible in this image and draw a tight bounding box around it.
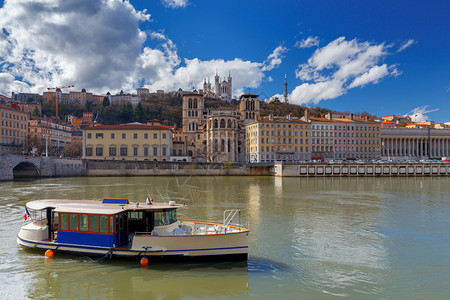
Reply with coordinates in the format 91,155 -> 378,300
60,213 -> 69,230
59,213 -> 119,234
110,216 -> 114,233
89,215 -> 99,232
128,211 -> 143,220
154,209 -> 177,226
70,214 -> 78,231
53,212 -> 59,231
80,214 -> 88,231
100,216 -> 108,233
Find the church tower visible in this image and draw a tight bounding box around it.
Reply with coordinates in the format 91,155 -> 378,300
239,94 -> 260,125
214,70 -> 220,98
182,92 -> 205,157
227,71 -> 232,100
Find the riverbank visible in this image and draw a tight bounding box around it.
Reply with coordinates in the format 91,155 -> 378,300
1,154 -> 449,180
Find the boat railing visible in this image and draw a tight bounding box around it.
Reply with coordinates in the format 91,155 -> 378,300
179,220 -> 246,235
223,209 -> 240,227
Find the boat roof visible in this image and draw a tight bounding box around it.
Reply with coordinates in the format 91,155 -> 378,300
26,199 -> 185,215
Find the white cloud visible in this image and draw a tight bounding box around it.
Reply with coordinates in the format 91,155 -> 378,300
161,0 -> 189,8
0,0 -> 150,94
267,93 -> 284,103
348,64 -> 389,88
261,46 -> 287,71
398,39 -> 416,52
290,80 -> 345,104
0,0 -> 276,98
295,36 -> 319,48
289,37 -> 399,105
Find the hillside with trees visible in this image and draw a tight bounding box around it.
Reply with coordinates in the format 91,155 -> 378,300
40,93 -> 372,127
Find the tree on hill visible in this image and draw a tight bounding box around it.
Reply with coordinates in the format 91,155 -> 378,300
102,97 -> 110,107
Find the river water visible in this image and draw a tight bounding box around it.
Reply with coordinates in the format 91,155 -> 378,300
1,176 -> 449,299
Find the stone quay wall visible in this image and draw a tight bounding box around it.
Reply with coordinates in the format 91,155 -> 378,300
85,160 -> 259,176
2,154 -> 449,180
274,162 -> 450,177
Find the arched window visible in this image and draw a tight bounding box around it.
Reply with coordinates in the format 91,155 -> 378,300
214,120 -> 218,128
228,140 -> 231,152
188,99 -> 192,109
221,139 -> 225,152
194,99 -> 197,109
188,111 -> 191,117
220,119 -> 225,128
227,119 -> 232,128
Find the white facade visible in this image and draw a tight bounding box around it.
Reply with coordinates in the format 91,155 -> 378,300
382,128 -> 450,159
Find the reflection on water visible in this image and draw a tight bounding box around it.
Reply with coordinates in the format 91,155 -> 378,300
24,254 -> 249,299
0,176 -> 449,298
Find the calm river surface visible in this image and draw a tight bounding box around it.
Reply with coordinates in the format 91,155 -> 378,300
1,176 -> 449,299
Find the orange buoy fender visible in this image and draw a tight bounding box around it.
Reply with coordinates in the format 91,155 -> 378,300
45,250 -> 54,258
140,257 -> 149,267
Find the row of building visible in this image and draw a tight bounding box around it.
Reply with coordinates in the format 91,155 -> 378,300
2,90 -> 450,161
9,87 -> 172,108
80,93 -> 450,163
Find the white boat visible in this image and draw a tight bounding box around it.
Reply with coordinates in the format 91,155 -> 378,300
17,198 -> 249,261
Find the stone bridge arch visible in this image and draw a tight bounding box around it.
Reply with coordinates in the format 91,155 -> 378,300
12,161 -> 40,178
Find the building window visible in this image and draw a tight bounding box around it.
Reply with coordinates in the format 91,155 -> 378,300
162,133 -> 166,139
154,133 -> 157,139
153,147 -> 158,156
96,146 -> 103,156
144,133 -> 148,139
144,147 -> 149,156
134,133 -> 138,139
86,147 -> 93,156
122,133 -> 126,139
133,146 -> 138,156
120,146 -> 127,156
109,146 -> 116,156
96,133 -> 103,139
111,133 -> 115,139
162,147 -> 166,156
87,133 -> 91,139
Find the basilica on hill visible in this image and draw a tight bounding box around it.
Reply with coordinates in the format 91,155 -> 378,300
200,71 -> 233,102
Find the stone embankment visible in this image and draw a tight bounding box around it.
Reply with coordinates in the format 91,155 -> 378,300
1,154 -> 449,181
274,162 -> 450,177
85,160 -> 270,176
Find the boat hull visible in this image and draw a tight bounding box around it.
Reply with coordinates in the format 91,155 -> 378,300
17,230 -> 249,261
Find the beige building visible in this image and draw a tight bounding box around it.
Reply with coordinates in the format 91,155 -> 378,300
83,123 -> 173,161
0,105 -> 28,154
246,115 -> 310,163
308,114 -> 334,160
27,117 -> 72,156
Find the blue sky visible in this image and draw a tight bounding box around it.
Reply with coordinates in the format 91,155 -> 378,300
0,0 -> 448,123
